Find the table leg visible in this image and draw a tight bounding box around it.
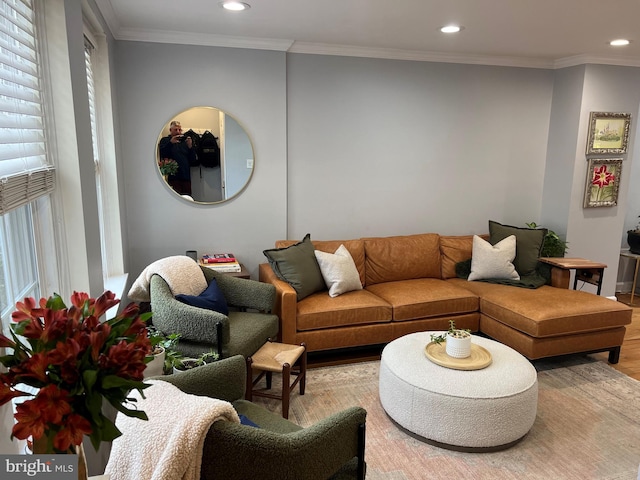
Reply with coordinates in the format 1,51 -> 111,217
631,258 -> 640,305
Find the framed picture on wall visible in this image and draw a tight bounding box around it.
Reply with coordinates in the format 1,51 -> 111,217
583,158 -> 623,208
586,112 -> 631,154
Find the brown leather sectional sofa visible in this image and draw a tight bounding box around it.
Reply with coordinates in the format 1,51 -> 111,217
258,233 -> 632,363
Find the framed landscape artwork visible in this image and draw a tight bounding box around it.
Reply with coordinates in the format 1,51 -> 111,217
586,112 -> 631,154
583,158 -> 622,208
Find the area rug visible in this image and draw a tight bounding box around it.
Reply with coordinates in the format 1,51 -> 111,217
252,356 -> 640,480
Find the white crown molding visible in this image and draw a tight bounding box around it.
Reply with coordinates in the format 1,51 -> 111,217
114,27 -> 294,52
554,54 -> 640,69
93,0 -> 120,38
288,42 -> 555,69
93,0 -> 640,71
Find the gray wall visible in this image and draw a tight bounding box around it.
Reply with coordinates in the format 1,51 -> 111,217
567,65 -> 640,294
286,54 -> 554,239
114,42 -> 287,281
114,41 -> 640,297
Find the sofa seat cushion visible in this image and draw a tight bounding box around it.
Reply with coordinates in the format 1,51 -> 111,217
364,233 -> 441,285
365,279 -> 479,321
447,278 -> 632,337
296,289 -> 392,331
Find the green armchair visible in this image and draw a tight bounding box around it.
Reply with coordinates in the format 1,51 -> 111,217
160,355 -> 367,480
150,266 -> 279,358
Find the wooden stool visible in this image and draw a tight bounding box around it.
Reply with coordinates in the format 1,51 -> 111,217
246,341 -> 307,418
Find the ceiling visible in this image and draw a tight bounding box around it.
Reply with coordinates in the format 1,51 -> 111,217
94,0 -> 640,69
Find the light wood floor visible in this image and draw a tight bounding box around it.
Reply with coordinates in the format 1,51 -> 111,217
590,293 -> 640,380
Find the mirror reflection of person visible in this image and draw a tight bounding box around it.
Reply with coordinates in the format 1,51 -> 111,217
158,120 -> 196,195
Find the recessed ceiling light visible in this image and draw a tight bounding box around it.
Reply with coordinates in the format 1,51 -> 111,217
440,25 -> 463,34
609,39 -> 630,46
220,2 -> 251,11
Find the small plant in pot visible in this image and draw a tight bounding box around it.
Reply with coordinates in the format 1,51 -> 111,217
526,222 -> 568,257
430,320 -> 472,359
146,326 -> 183,376
173,350 -> 220,374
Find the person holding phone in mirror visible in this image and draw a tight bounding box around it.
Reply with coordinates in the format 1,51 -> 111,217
158,120 -> 196,195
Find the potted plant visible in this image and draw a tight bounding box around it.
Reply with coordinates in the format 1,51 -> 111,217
0,291 -> 152,479
173,350 -> 219,374
145,326 -> 183,375
627,216 -> 640,254
526,222 -> 568,257
430,320 -> 472,358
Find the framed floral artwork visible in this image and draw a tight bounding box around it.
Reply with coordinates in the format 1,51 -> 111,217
583,158 -> 622,208
586,112 -> 631,154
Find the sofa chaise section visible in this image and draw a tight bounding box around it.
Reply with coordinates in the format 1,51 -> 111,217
447,278 -> 630,362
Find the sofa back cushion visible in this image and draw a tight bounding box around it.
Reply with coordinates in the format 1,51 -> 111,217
440,234 -> 489,279
364,234 -> 441,285
275,239 -> 366,286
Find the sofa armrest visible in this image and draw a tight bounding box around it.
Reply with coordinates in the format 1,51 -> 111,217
549,266 -> 571,289
202,267 -> 276,312
156,355 -> 246,403
259,263 -> 298,344
202,406 -> 367,480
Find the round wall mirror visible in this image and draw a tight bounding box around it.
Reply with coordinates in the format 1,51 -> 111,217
156,106 -> 254,204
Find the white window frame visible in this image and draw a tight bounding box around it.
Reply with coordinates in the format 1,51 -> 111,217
82,8 -> 128,298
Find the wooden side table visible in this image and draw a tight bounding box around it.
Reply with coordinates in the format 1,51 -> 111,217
539,257 -> 607,295
619,250 -> 640,305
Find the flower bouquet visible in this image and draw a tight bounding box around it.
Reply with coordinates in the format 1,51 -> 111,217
158,158 -> 179,177
0,291 -> 152,456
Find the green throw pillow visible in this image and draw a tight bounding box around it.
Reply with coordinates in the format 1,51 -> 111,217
488,220 -> 547,277
263,233 -> 326,300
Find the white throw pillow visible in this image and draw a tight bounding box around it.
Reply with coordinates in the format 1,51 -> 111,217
314,245 -> 363,297
468,235 -> 520,282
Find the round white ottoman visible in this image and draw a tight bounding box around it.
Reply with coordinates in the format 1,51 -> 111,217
379,332 -> 538,451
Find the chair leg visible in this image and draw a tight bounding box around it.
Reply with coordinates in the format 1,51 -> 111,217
282,363 -> 291,419
215,322 -> 223,357
357,423 -> 366,480
299,343 -> 307,395
245,357 -> 253,401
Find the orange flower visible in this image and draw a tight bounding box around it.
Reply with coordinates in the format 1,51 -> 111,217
34,385 -> 72,424
13,400 -> 48,441
0,381 -> 28,407
53,414 -> 92,452
1,291 -> 152,453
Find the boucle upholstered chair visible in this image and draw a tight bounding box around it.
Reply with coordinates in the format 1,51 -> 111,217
159,355 -> 367,480
150,266 -> 279,358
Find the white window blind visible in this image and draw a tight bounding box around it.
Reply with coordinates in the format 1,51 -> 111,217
0,0 -> 55,215
84,36 -> 108,273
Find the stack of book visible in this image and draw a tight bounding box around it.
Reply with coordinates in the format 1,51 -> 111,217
200,253 -> 242,273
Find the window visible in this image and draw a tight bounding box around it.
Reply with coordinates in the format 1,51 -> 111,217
84,36 -> 108,271
0,0 -> 56,333
82,15 -> 126,296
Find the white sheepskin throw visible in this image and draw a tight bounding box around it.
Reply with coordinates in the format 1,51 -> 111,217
128,256 -> 208,302
105,380 -> 240,480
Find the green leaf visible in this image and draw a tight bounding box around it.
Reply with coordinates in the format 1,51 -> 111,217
100,375 -> 144,390
83,369 -> 98,391
46,293 -> 67,310
111,400 -> 149,421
